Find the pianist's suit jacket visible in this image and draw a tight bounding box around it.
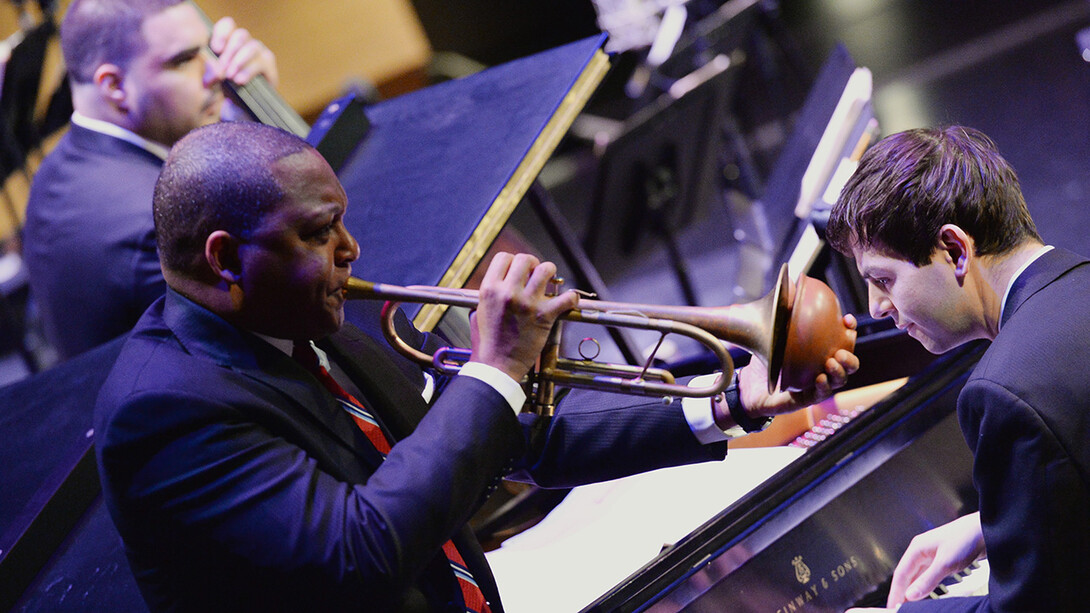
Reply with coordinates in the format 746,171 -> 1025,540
23,124 -> 166,360
901,247 -> 1090,612
95,289 -> 726,612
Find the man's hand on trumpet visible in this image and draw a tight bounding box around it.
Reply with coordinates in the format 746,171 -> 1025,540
466,251 -> 860,425
715,314 -> 860,429
470,253 -> 580,382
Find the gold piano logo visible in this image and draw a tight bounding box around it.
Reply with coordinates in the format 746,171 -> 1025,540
775,555 -> 861,613
792,556 -> 811,584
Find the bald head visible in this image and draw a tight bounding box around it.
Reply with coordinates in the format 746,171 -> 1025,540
153,122 -> 312,278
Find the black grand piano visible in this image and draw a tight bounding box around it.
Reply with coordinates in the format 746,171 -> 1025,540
576,338 -> 983,612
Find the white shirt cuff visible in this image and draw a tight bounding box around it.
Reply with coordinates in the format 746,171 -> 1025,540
458,362 -> 526,416
682,372 -> 732,444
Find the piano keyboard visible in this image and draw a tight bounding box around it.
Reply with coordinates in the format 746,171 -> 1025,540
789,410 -> 859,448
788,378 -> 908,449
852,559 -> 990,608
931,559 -> 990,599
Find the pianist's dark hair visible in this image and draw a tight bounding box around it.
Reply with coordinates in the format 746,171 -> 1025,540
826,126 -> 1040,267
153,122 -> 311,276
61,0 -> 185,84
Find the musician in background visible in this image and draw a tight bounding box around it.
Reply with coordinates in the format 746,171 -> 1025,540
22,0 -> 278,360
827,126 -> 1090,612
95,121 -> 858,612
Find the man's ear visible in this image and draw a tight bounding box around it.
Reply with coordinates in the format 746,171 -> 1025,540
938,224 -> 973,279
205,230 -> 243,285
92,64 -> 127,110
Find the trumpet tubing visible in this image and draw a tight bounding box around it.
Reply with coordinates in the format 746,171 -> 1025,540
342,264 -> 854,409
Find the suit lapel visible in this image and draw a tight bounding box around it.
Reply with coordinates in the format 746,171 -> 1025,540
323,326 -> 507,608
1003,248 -> 1090,328
318,324 -> 431,443
452,525 -> 504,612
237,353 -> 388,469
162,290 -> 385,468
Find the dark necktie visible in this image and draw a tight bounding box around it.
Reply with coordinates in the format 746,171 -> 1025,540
292,342 -> 492,613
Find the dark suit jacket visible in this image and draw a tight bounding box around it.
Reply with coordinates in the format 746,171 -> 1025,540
901,248 -> 1090,612
23,124 -> 166,360
95,290 -> 725,612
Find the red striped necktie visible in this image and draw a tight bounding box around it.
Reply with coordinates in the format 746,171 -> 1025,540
292,342 -> 492,613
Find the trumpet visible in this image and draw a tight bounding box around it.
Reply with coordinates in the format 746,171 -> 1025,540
343,264 -> 854,415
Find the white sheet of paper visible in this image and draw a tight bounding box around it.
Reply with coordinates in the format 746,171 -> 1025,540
486,446 -> 805,612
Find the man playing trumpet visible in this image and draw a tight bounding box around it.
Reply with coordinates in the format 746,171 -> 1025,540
95,121 -> 858,612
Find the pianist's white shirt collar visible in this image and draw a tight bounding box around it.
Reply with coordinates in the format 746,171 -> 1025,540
71,111 -> 171,161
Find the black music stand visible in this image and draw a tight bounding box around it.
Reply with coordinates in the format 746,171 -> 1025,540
583,52 -> 743,306
616,0 -> 812,191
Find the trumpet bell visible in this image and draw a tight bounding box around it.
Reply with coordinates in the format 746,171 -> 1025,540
779,274 -> 853,391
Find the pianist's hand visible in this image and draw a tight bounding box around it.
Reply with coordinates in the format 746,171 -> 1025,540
737,314 -> 859,418
885,512 -> 986,607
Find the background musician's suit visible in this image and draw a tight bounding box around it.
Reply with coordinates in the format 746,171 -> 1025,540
22,123 -> 163,359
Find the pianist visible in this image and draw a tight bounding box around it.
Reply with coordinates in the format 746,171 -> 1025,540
828,126 -> 1090,611
22,0 -> 278,360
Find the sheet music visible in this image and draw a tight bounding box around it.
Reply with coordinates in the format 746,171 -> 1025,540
486,446 -> 804,612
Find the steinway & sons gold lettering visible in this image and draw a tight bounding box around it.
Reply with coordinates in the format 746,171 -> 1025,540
775,555 -> 861,613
